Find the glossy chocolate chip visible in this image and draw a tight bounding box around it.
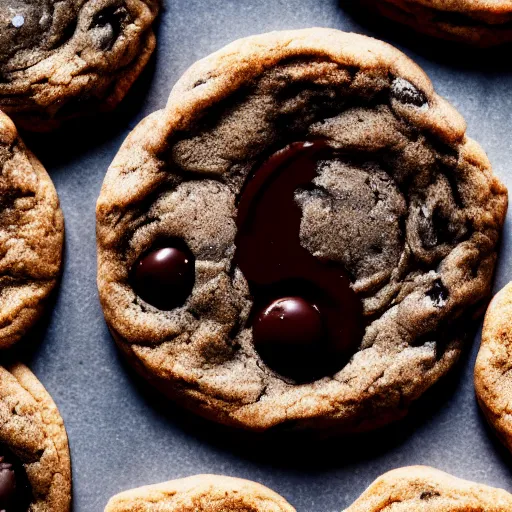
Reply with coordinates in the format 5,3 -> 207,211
132,244 -> 195,311
235,141 -> 363,382
253,292 -> 361,382
391,77 -> 427,107
253,297 -> 325,348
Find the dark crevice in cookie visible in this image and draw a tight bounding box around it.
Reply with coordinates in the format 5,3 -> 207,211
0,180 -> 36,232
90,4 -> 130,51
420,490 -> 441,500
51,18 -> 78,50
442,169 -> 465,211
426,278 -> 449,308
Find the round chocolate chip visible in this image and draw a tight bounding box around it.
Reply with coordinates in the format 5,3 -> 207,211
253,296 -> 325,349
132,244 -> 195,311
253,296 -> 331,382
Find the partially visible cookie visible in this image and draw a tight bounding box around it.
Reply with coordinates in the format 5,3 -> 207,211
353,0 -> 512,47
104,474 -> 295,512
475,281 -> 512,452
0,0 -> 159,130
344,466 -> 512,511
0,363 -> 71,512
0,112 -> 64,348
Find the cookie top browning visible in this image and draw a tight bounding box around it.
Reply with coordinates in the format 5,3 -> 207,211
0,364 -> 71,512
0,0 -> 159,130
344,466 -> 512,511
475,281 -> 512,452
0,112 -> 63,348
104,474 -> 295,512
97,28 -> 507,432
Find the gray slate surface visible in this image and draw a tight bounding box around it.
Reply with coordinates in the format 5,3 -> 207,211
15,1 -> 512,510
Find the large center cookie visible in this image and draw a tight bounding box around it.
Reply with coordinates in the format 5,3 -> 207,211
97,28 -> 507,432
0,0 -> 159,130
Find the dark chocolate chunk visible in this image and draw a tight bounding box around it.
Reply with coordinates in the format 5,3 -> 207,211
427,278 -> 449,307
391,78 -> 428,107
235,141 -> 363,382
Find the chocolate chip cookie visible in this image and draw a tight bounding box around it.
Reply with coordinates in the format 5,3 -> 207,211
0,363 -> 71,512
96,28 -> 507,432
354,0 -> 512,47
344,466 -> 512,511
0,112 -> 63,348
105,474 -> 295,512
0,0 -> 159,131
475,281 -> 512,452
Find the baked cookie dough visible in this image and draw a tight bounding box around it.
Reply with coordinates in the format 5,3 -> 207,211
0,363 -> 71,512
0,0 -> 159,130
104,475 -> 295,512
97,28 -> 507,432
0,111 -> 64,349
353,0 -> 512,47
344,466 -> 512,511
475,281 -> 512,452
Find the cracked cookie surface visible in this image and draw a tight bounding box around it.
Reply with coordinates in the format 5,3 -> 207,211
475,281 -> 512,453
96,28 -> 507,432
0,363 -> 71,512
352,0 -> 512,47
105,474 -> 295,512
0,0 -> 159,130
344,466 -> 512,511
0,111 -> 63,349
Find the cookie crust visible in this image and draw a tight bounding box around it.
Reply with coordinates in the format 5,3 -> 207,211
0,363 -> 71,512
475,281 -> 512,452
97,28 -> 507,432
356,0 -> 512,47
0,112 -> 64,348
344,466 -> 512,511
104,474 -> 295,512
0,0 -> 159,131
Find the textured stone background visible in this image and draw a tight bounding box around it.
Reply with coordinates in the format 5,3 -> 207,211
17,1 -> 512,510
